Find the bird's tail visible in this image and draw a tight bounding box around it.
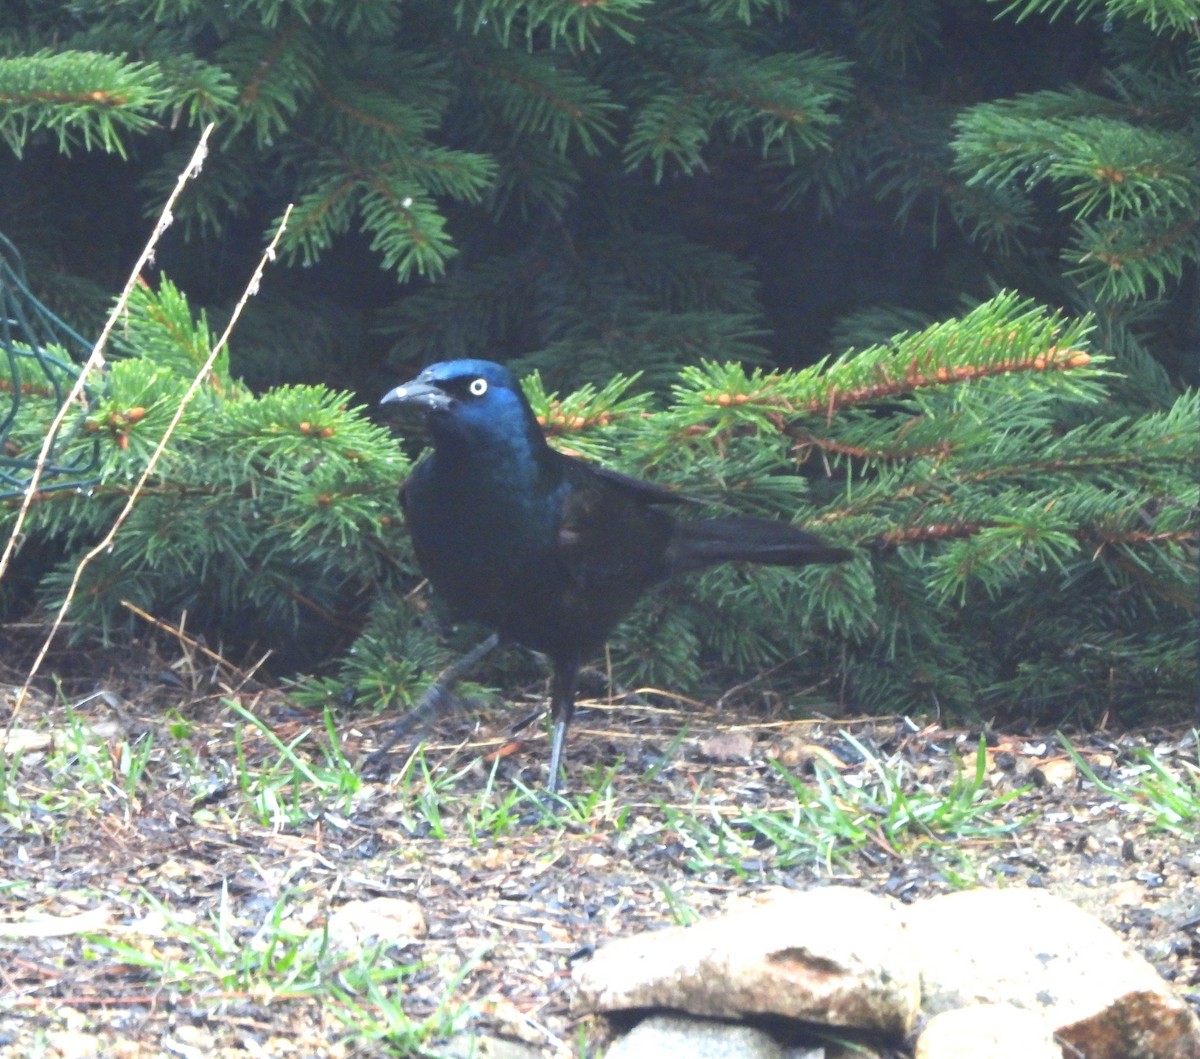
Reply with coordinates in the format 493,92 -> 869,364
666,517 -> 852,575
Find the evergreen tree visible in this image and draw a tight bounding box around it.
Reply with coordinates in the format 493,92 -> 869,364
2,279 -> 1194,723
0,0 -> 1194,389
0,0 -> 1195,724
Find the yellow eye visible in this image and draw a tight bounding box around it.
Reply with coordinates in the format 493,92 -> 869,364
469,378 -> 488,396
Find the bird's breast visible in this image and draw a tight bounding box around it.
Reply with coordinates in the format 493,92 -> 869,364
402,445 -> 676,662
403,454 -> 562,621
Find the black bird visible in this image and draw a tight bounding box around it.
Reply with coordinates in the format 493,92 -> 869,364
374,359 -> 851,792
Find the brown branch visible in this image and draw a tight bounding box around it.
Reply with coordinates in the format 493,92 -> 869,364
877,522 -> 985,546
315,83 -> 415,136
239,24 -> 301,107
1086,216 -> 1198,271
0,379 -> 60,399
797,347 -> 1092,416
790,430 -> 954,463
1082,528 -> 1198,548
3,91 -> 130,107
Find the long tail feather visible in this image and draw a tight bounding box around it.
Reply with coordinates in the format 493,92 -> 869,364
666,517 -> 851,575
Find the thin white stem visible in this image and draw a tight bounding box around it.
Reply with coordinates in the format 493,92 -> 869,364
0,123 -> 214,587
8,193 -> 294,724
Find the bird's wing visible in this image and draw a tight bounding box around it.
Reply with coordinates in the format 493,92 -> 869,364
552,456 -> 678,610
561,455 -> 698,507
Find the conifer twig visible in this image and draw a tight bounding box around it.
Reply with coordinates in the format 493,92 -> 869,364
7,199 -> 294,724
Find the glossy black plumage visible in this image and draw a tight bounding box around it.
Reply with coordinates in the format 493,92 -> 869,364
376,359 -> 851,792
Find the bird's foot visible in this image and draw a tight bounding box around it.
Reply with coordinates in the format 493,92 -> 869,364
361,681 -> 463,779
362,632 -> 501,779
514,785 -> 574,826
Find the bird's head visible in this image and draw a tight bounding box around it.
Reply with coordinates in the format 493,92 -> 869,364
381,359 -> 543,451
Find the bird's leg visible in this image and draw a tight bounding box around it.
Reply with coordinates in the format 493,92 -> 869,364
545,656 -> 580,795
363,632 -> 500,777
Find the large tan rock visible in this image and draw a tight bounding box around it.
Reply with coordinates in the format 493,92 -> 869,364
909,888 -> 1200,1059
573,886 -> 919,1037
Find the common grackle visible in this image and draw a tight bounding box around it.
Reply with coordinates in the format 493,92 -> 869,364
371,359 -> 851,792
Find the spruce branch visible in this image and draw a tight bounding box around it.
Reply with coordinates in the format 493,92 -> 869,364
990,0 -> 1200,33
221,22 -> 323,147
455,0 -> 651,49
624,47 -> 851,178
280,140 -> 495,280
464,46 -> 618,154
698,0 -> 789,22
1069,213 -> 1200,300
0,49 -> 170,157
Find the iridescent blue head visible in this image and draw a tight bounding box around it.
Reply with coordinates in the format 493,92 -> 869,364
381,359 -> 545,455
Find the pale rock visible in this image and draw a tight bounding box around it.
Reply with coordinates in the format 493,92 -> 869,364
325,896 -> 426,953
910,888 -> 1200,1059
46,1030 -> 101,1059
603,1015 -> 782,1059
914,1003 -> 1060,1058
1031,757 -> 1077,788
574,886 -> 919,1037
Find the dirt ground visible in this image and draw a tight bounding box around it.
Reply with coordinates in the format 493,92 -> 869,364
1,630 -> 1197,1057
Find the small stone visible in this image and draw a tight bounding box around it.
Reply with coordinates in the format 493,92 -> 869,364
1032,758 -> 1077,788
326,896 -> 426,953
696,731 -> 755,763
604,1015 -> 782,1059
47,1030 -> 100,1059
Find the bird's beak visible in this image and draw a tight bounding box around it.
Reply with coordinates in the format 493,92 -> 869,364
380,380 -> 454,413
